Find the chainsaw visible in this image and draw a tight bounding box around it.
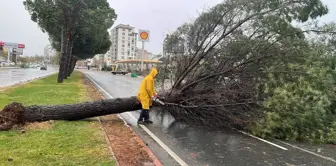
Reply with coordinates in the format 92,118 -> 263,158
152,96 -> 165,106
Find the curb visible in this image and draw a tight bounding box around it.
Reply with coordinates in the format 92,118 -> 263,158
0,67 -> 21,70
117,115 -> 163,166
85,78 -> 120,166
96,116 -> 121,166
84,74 -> 163,166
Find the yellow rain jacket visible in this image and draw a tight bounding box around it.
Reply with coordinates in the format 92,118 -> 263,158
137,68 -> 158,109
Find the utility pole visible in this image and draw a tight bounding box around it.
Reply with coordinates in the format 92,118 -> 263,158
141,41 -> 145,71
7,47 -> 10,63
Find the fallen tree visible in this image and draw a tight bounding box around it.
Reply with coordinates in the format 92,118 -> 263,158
1,0 -> 335,142
155,0 -> 330,129
0,97 -> 141,131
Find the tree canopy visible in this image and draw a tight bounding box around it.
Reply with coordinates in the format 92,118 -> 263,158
24,0 -> 116,82
160,0 -> 335,143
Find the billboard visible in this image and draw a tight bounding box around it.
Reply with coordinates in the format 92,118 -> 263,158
0,42 -> 25,49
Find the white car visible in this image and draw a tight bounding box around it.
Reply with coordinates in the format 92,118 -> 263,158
0,62 -> 14,66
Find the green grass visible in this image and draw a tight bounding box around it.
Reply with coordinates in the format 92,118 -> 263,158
0,72 -> 115,166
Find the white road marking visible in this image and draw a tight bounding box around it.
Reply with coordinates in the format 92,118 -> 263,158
86,74 -> 189,166
275,139 -> 336,163
237,130 -> 288,151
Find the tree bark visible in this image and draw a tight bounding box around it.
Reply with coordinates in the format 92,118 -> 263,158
57,26 -> 67,83
0,97 -> 141,131
70,58 -> 78,76
63,36 -> 73,79
63,7 -> 74,80
67,55 -> 73,77
68,56 -> 77,76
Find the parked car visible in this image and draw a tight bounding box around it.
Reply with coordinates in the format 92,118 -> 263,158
0,61 -> 6,66
29,64 -> 37,68
0,61 -> 14,66
40,64 -> 47,70
111,70 -> 128,75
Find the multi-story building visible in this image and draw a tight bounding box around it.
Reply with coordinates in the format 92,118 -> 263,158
135,47 -> 153,60
110,24 -> 137,61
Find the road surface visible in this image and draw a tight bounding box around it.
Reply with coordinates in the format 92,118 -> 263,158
83,70 -> 336,166
0,66 -> 57,87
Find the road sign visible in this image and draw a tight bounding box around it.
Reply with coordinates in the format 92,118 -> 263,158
138,30 -> 150,42
13,52 -> 23,55
12,48 -> 23,55
18,44 -> 25,49
4,42 -> 18,48
13,48 -> 23,53
2,42 -> 25,49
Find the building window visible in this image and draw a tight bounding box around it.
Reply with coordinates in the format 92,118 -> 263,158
121,52 -> 125,55
121,56 -> 125,59
122,36 -> 125,39
122,28 -> 125,31
127,50 -> 130,55
128,43 -> 130,47
122,44 -> 125,47
122,32 -> 125,35
122,40 -> 125,43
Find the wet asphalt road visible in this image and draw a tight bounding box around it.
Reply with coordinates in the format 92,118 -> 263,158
0,66 -> 57,87
83,70 -> 336,166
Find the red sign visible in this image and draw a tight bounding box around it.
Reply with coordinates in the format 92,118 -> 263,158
0,41 -> 4,46
18,44 -> 25,48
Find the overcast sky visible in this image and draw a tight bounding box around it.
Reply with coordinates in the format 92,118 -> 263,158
0,0 -> 335,56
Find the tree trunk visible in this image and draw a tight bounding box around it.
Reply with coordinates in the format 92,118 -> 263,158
57,27 -> 67,83
68,56 -> 77,76
69,58 -> 78,76
0,97 -> 141,131
67,55 -> 73,77
63,38 -> 73,79
63,8 -> 74,80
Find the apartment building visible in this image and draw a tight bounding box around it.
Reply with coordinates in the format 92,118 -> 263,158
110,24 -> 137,61
135,47 -> 153,60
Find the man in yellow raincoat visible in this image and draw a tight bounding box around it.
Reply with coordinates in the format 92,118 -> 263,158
137,67 -> 158,124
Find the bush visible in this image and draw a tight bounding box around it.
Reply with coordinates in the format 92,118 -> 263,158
20,63 -> 29,68
252,55 -> 336,143
101,64 -> 112,71
327,122 -> 336,144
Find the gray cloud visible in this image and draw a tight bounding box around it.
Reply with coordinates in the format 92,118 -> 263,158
0,0 -> 334,56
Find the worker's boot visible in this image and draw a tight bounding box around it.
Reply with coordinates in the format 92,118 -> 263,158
144,120 -> 153,124
137,120 -> 145,124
